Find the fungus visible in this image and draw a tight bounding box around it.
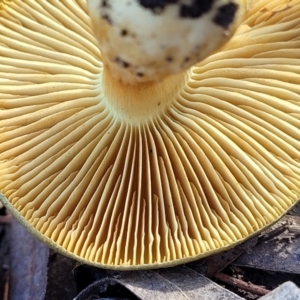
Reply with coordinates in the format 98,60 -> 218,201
0,0 -> 300,270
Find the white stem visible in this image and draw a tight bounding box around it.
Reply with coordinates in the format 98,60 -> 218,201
87,0 -> 247,84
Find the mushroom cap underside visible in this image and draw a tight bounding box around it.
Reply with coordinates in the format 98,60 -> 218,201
0,0 -> 300,269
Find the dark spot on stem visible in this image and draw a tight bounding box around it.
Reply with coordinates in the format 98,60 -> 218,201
138,0 -> 177,10
101,0 -> 109,7
180,0 -> 214,18
213,2 -> 238,29
138,0 -> 215,17
121,29 -> 128,36
101,14 -> 113,24
115,57 -> 130,68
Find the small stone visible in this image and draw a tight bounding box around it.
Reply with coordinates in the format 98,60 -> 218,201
259,282 -> 300,300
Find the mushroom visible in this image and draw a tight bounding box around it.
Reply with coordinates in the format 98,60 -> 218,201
0,0 -> 299,270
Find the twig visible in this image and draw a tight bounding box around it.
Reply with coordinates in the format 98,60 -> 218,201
215,272 -> 270,296
3,269 -> 9,300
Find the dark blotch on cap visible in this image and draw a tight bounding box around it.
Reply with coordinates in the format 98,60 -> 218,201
213,2 -> 238,29
180,0 -> 214,19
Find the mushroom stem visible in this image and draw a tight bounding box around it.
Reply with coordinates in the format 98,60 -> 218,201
101,66 -> 187,123
87,0 -> 248,85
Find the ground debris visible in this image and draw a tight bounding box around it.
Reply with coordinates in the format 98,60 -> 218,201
260,281 -> 300,300
235,215 -> 300,274
75,267 -> 243,300
215,272 -> 270,296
